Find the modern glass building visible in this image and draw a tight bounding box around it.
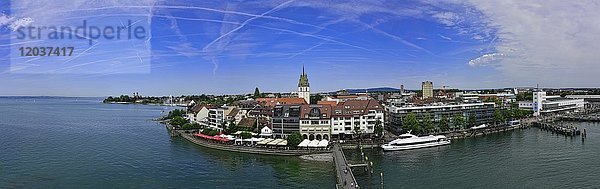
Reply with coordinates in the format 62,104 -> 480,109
387,102 -> 496,133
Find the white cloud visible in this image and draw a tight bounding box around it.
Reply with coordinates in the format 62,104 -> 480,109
432,12 -> 461,26
468,53 -> 505,66
463,0 -> 600,86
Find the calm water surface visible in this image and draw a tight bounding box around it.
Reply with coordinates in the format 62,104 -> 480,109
2,97 -> 600,189
349,121 -> 600,189
0,97 -> 334,189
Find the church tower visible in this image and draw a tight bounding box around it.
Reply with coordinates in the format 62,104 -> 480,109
298,65 -> 310,104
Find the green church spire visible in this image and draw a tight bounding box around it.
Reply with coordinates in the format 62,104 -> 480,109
298,65 -> 309,87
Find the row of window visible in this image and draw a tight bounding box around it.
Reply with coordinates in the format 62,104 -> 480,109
300,120 -> 330,125
332,126 -> 374,131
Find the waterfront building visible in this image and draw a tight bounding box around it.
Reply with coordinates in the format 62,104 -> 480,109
187,104 -> 215,125
458,93 -> 480,103
566,95 -> 600,102
422,81 -> 433,99
387,102 -> 496,133
259,126 -> 273,138
226,108 -> 248,125
518,101 -> 533,110
520,90 -> 584,116
457,92 -> 516,105
479,93 -> 516,104
298,66 -> 310,104
207,105 -> 236,130
331,99 -> 385,139
299,104 -> 332,140
272,105 -> 301,138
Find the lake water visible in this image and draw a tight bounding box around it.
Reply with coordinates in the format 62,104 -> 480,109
348,121 -> 600,189
1,97 -> 599,189
0,97 -> 334,189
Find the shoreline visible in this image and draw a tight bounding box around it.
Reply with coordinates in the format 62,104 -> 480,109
165,122 -> 535,155
169,126 -> 332,156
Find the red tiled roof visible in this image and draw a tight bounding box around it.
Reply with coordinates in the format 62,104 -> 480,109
256,98 -> 307,107
332,99 -> 382,116
336,95 -> 360,99
300,104 -> 332,119
317,100 -> 337,106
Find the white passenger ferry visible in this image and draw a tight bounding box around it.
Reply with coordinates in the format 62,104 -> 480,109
381,133 -> 451,151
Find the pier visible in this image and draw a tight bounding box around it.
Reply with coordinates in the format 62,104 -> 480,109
533,122 -> 580,136
445,124 -> 530,140
333,143 -> 361,189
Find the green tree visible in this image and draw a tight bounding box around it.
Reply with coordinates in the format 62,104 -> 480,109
422,113 -> 434,134
439,115 -> 450,131
287,132 -> 303,147
374,119 -> 384,138
119,95 -> 131,102
208,129 -> 220,136
353,126 -> 363,139
103,96 -> 114,103
253,87 -> 261,98
467,114 -> 477,128
182,122 -> 201,130
170,116 -> 188,127
240,131 -> 252,139
224,121 -> 238,134
493,109 -> 504,125
201,128 -> 220,136
453,114 -> 465,130
310,93 -> 324,104
166,109 -> 186,119
503,109 -> 514,121
403,113 -> 419,134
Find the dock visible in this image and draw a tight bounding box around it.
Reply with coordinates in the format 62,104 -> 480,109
333,143 -> 361,189
533,122 -> 580,136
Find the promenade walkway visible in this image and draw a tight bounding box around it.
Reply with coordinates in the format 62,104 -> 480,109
333,143 -> 360,189
176,130 -> 330,156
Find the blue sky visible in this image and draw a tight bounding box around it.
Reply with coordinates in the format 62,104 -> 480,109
1,0 -> 599,96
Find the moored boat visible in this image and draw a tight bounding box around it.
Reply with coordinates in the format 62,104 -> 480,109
382,133 -> 450,151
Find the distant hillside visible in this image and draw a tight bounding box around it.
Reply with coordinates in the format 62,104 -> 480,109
345,87 -> 400,94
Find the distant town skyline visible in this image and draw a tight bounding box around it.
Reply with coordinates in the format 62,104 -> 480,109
1,0 -> 600,96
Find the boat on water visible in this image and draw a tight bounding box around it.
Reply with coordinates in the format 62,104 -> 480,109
470,124 -> 487,130
381,133 -> 451,151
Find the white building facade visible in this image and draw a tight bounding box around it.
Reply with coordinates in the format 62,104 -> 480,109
207,105 -> 235,130
330,100 -> 385,139
299,104 -> 332,140
528,91 -> 584,116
